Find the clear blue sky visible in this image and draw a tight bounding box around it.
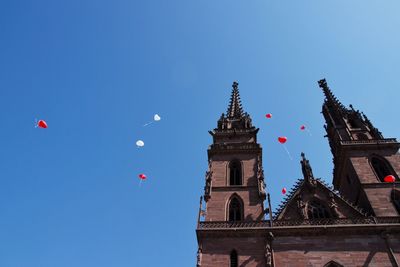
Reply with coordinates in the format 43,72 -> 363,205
1,1 -> 400,266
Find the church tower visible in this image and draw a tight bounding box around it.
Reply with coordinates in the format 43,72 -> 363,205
196,81 -> 271,267
319,79 -> 400,216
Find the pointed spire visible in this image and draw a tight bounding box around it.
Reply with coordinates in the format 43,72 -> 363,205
318,79 -> 347,112
300,152 -> 317,189
227,81 -> 244,119
301,152 -> 314,181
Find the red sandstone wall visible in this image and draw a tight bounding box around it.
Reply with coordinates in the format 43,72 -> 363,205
200,237 -> 265,267
274,234 -> 399,267
205,154 -> 264,221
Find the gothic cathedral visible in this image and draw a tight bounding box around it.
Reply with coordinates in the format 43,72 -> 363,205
195,80 -> 400,267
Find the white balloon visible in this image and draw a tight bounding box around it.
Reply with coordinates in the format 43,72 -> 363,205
136,140 -> 144,147
154,114 -> 161,121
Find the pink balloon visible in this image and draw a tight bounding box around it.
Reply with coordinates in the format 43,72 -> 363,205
281,187 -> 287,194
278,136 -> 287,144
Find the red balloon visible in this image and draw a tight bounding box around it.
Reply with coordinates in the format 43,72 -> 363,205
300,125 -> 306,130
278,136 -> 287,144
138,173 -> 147,180
37,120 -> 48,128
265,113 -> 272,119
282,187 -> 287,194
384,175 -> 395,183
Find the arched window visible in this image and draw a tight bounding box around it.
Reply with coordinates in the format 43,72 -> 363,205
356,133 -> 368,140
307,200 -> 330,219
393,190 -> 400,215
228,197 -> 243,222
370,156 -> 395,182
230,250 -> 238,267
324,261 -> 343,267
229,160 -> 242,186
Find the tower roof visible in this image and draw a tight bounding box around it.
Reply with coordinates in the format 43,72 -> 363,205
226,81 -> 244,119
212,81 -> 256,132
318,79 -> 347,112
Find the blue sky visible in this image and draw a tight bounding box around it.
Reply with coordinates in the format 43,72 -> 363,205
1,0 -> 400,266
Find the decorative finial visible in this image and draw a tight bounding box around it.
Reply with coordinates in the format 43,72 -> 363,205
300,152 -> 316,188
232,81 -> 239,89
318,78 -> 347,112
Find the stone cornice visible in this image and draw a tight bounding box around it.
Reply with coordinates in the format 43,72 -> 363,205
212,185 -> 259,192
208,143 -> 262,156
196,217 -> 400,238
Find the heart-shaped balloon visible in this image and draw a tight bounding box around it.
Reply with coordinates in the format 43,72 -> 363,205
266,113 -> 272,119
300,125 -> 306,130
154,114 -> 161,121
278,136 -> 287,144
37,120 -> 48,129
136,140 -> 144,147
138,173 -> 147,180
384,175 -> 395,183
282,187 -> 287,194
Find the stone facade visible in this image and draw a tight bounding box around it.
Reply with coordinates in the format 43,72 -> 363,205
196,81 -> 400,267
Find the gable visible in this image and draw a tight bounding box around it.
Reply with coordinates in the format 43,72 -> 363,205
275,178 -> 366,221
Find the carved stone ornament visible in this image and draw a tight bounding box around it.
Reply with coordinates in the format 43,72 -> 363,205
296,194 -> 307,219
301,153 -> 317,190
196,246 -> 202,267
329,192 -> 339,218
204,171 -> 212,202
265,232 -> 274,267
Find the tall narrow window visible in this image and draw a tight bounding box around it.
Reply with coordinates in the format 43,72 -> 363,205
371,156 -> 394,182
393,190 -> 400,215
229,160 -> 242,186
228,197 -> 242,222
230,250 -> 238,267
307,200 -> 330,219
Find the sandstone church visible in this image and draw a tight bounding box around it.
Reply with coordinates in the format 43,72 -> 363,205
195,80 -> 400,267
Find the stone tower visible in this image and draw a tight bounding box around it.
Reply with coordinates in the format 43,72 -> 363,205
196,81 -> 270,267
319,79 -> 400,216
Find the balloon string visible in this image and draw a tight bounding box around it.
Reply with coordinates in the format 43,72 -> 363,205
34,118 -> 38,128
139,179 -> 143,187
143,121 -> 155,127
283,144 -> 293,160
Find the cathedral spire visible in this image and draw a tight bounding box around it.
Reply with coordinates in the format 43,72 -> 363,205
318,79 -> 347,112
214,81 -> 255,131
227,81 -> 244,119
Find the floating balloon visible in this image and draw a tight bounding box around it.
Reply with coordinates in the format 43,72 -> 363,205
384,175 -> 395,183
282,187 -> 287,194
144,114 -> 161,126
138,173 -> 147,180
37,120 -> 48,129
278,136 -> 287,144
265,113 -> 272,119
300,125 -> 306,130
278,136 -> 292,160
136,140 -> 144,147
